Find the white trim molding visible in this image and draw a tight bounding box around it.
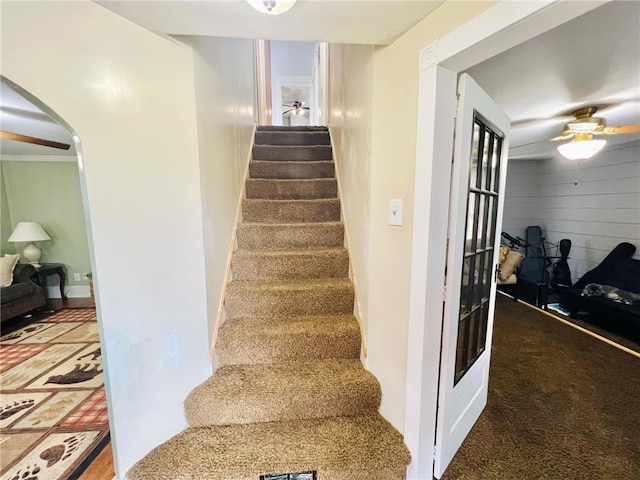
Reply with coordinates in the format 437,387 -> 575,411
405,1 -> 609,478
47,285 -> 91,299
0,154 -> 77,162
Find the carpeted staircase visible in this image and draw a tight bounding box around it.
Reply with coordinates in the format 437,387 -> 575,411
128,126 -> 411,480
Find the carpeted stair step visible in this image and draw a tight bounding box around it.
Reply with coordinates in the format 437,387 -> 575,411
127,414 -> 411,480
225,278 -> 354,319
253,145 -> 333,161
216,315 -> 361,366
257,125 -> 328,132
246,178 -> 337,200
242,198 -> 340,223
184,359 -> 381,426
232,248 -> 349,281
236,222 -> 344,250
250,160 -> 335,179
255,130 -> 331,146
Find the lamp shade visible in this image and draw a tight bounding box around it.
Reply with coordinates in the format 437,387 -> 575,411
246,0 -> 296,15
557,139 -> 607,160
8,222 -> 51,242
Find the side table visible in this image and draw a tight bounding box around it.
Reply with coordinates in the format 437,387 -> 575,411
32,263 -> 68,300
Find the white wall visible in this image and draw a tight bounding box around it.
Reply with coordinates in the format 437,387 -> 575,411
271,40 -> 316,77
184,36 -> 256,343
1,2 -> 210,477
367,2 -> 496,432
328,43 -> 374,331
503,140 -> 640,282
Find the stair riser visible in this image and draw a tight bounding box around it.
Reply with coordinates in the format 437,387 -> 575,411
217,328 -> 361,366
232,250 -> 349,281
225,286 -> 354,319
187,389 -> 380,426
255,131 -> 331,146
243,199 -> 340,223
319,469 -> 407,480
250,160 -> 334,179
236,223 -> 344,250
246,179 -> 337,200
253,145 -> 333,161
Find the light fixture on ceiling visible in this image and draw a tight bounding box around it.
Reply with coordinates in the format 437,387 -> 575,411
246,0 -> 296,15
557,133 -> 607,160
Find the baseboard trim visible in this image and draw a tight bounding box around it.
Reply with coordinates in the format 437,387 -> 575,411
47,285 -> 91,299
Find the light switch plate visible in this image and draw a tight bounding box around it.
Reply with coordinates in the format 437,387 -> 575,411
388,199 -> 403,226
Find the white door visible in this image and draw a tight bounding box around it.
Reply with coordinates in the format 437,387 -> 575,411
434,73 -> 510,478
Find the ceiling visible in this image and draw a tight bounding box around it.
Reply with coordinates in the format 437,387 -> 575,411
0,82 -> 77,157
1,1 -> 638,161
95,0 -> 445,45
468,0 -> 640,160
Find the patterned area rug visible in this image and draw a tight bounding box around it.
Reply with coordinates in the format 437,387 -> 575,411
0,309 -> 109,479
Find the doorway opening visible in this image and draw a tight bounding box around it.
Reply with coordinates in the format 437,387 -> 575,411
256,40 -> 327,126
0,76 -> 111,477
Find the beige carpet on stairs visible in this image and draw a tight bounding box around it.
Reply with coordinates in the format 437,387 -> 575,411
128,126 -> 411,480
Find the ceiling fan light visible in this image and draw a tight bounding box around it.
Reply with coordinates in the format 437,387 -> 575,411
557,139 -> 607,160
246,0 -> 296,15
568,121 -> 600,132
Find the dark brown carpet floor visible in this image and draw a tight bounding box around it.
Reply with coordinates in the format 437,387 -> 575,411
443,294 -> 640,480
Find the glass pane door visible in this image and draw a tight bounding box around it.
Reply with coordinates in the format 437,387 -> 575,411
455,114 -> 503,384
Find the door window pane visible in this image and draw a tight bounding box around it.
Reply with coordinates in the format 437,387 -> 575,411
455,114 -> 504,384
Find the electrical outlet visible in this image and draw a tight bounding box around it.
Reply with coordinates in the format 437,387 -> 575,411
73,273 -> 81,281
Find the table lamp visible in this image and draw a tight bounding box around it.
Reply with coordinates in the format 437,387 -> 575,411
8,222 -> 51,267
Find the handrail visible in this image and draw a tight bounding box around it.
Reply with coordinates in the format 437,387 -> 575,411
209,124 -> 257,360
327,126 -> 368,358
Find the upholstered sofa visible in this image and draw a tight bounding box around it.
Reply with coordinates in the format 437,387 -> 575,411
1,263 -> 46,324
560,243 -> 640,324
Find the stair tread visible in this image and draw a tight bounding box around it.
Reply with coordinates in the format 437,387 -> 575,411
220,314 -> 358,333
234,247 -> 347,257
228,277 -> 352,290
257,125 -> 329,131
250,159 -> 335,169
185,359 -> 381,426
239,221 -> 343,226
128,414 -> 411,480
195,358 -> 377,395
243,198 -> 338,203
246,178 -> 336,183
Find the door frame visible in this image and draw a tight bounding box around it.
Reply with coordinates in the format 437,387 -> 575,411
404,1 -> 608,478
272,76 -> 314,126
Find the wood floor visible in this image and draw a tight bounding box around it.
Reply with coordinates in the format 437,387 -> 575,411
78,443 -> 115,480
46,296 -> 95,310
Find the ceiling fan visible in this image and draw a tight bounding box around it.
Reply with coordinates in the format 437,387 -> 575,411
282,100 -> 309,116
549,106 -> 640,160
550,106 -> 640,141
0,130 -> 71,150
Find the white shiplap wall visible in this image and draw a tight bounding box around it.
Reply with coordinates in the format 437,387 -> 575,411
503,140 -> 640,282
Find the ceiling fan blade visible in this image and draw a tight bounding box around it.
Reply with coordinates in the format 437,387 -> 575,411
549,133 -> 575,142
282,108 -> 294,115
600,125 -> 640,135
0,130 -> 71,150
